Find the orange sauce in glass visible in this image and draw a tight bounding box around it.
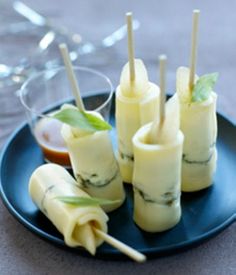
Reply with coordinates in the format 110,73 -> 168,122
34,117 -> 71,167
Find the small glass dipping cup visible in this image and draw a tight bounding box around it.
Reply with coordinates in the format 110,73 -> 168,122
19,66 -> 114,167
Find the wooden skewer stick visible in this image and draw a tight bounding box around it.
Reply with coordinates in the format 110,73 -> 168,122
126,12 -> 135,82
93,228 -> 146,263
189,9 -> 200,91
148,55 -> 167,144
159,55 -> 167,124
59,43 -> 85,111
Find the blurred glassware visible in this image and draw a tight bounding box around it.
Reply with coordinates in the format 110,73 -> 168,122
13,1 -> 140,54
0,82 -> 25,148
0,0 -> 139,149
0,1 -> 140,87
0,0 -> 28,25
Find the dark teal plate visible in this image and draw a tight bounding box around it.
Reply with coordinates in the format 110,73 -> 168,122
0,95 -> 236,260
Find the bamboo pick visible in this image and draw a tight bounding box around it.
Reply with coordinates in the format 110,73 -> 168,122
126,12 -> 135,82
148,55 -> 167,144
159,55 -> 167,124
59,43 -> 85,111
93,227 -> 146,263
189,9 -> 200,91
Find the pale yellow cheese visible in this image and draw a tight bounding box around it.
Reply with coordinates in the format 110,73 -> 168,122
180,93 -> 217,191
116,60 -> 160,183
119,59 -> 149,97
148,94 -> 180,144
132,124 -> 184,232
176,67 -> 218,192
29,164 -> 108,255
61,113 -> 125,213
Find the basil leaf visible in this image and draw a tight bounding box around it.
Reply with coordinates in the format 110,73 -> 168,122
191,73 -> 218,102
52,108 -> 112,132
56,196 -> 120,207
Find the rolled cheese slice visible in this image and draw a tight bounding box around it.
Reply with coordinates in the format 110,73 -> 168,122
177,67 -> 218,192
180,93 -> 217,191
61,113 -> 125,213
116,60 -> 160,183
29,163 -> 108,255
132,124 -> 184,232
148,94 -> 180,145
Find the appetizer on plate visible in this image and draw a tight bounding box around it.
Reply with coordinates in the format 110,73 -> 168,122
177,67 -> 218,192
56,44 -> 125,213
29,163 -> 146,262
29,163 -> 108,255
59,106 -> 125,213
132,56 -> 184,232
116,13 -> 160,183
177,10 -> 218,192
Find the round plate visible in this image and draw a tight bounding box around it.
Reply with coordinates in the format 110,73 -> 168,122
0,95 -> 236,259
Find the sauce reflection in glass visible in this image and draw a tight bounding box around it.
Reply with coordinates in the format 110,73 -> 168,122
34,117 -> 71,167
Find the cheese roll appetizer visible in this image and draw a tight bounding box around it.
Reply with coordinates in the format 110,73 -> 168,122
132,95 -> 184,232
177,67 -> 218,192
29,163 -> 108,255
116,59 -> 160,183
58,106 -> 125,212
